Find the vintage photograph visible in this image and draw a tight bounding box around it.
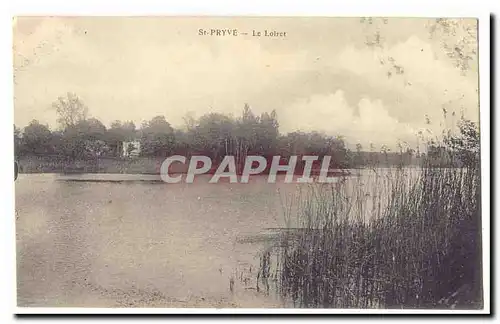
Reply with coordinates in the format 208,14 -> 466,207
13,17 -> 483,310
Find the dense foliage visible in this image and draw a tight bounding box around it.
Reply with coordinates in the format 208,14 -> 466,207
14,93 -> 354,169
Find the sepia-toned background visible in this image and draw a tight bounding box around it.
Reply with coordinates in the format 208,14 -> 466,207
13,17 -> 483,310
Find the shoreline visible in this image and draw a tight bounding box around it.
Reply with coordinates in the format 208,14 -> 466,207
16,155 -> 353,178
31,172 -> 353,183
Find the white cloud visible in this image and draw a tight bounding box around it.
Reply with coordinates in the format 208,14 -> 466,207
334,35 -> 478,124
281,90 -> 417,149
276,34 -> 478,148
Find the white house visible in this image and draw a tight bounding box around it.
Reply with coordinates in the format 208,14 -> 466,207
122,140 -> 141,157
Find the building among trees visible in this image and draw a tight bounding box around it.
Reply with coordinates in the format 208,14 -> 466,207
122,140 -> 141,157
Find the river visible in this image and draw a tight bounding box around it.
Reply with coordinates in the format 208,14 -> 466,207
15,169 -> 420,308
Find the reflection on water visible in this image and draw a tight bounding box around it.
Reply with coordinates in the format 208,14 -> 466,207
15,170 -> 417,307
16,174 -> 296,307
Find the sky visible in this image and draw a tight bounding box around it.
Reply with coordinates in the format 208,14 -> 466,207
13,17 -> 479,149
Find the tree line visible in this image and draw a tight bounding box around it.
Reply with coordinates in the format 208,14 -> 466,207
14,93 -> 478,170
14,93 -> 353,170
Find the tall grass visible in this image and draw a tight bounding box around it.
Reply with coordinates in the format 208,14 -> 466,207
259,153 -> 482,309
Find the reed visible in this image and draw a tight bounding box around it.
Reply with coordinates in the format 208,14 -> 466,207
259,146 -> 482,309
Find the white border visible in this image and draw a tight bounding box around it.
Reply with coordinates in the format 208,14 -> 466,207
2,0 -> 494,17
2,0 -> 493,319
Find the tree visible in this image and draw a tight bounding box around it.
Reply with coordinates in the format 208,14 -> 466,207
232,104 -> 259,171
22,120 -> 53,154
14,125 -> 23,157
61,118 -> 107,159
172,129 -> 191,156
78,118 -> 107,140
254,110 -> 279,157
122,121 -> 137,139
195,112 -> 236,161
140,116 -> 175,157
444,117 -> 480,167
52,92 -> 88,129
107,120 -> 125,156
428,18 -> 478,75
182,112 -> 197,132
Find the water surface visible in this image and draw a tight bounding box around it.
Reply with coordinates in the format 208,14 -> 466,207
16,169 -> 417,307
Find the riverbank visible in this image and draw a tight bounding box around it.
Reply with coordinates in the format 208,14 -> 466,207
17,155 -> 352,176
17,155 -> 165,174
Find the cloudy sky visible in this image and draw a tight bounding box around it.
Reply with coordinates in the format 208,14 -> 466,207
13,17 -> 479,149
